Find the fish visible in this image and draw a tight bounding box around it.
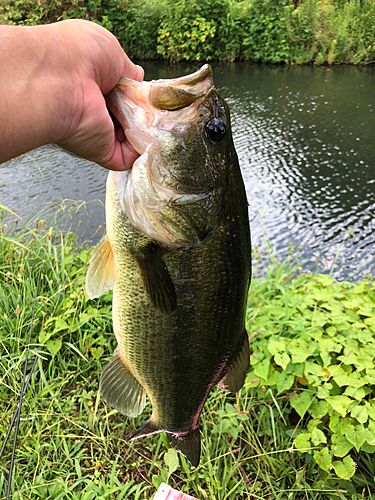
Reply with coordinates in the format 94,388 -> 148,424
86,64 -> 251,466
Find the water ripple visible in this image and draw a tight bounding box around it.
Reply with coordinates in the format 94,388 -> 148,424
0,63 -> 373,280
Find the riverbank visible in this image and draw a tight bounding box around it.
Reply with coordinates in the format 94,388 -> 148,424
0,0 -> 374,65
1,221 -> 374,498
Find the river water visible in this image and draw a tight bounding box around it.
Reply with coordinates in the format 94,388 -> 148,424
1,63 -> 374,280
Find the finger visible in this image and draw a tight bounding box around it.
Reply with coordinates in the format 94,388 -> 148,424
122,54 -> 144,82
101,140 -> 139,171
133,64 -> 144,82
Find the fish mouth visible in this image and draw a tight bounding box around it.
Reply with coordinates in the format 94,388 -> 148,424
107,65 -> 214,156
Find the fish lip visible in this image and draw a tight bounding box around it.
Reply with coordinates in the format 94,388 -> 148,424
110,64 -> 214,117
107,64 -> 215,176
116,64 -> 213,94
148,64 -> 214,111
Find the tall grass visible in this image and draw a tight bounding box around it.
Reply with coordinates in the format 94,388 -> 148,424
0,215 -> 374,499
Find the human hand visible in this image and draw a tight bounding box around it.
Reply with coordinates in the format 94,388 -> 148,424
55,20 -> 144,170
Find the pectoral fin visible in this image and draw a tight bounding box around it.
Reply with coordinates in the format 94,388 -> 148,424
135,245 -> 177,313
100,351 -> 146,417
86,236 -> 115,299
218,332 -> 250,392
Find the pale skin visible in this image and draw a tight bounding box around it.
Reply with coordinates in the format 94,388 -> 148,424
0,19 -> 144,170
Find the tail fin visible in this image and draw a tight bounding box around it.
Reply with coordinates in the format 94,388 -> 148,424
129,420 -> 201,467
168,428 -> 201,467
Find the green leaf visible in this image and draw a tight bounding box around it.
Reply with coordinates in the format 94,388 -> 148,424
313,448 -> 332,472
276,371 -> 295,393
355,353 -> 373,371
164,448 -> 179,476
310,427 -> 327,446
333,418 -> 354,437
253,357 -> 270,381
344,424 -> 368,451
361,443 -> 375,453
317,383 -> 333,399
290,392 -> 312,418
368,420 -> 375,444
39,329 -> 52,345
151,474 -> 163,489
350,404 -> 368,424
294,433 -> 311,450
365,368 -> 375,385
91,347 -> 104,360
332,456 -> 356,480
304,361 -> 326,383
267,337 -> 286,356
366,401 -> 375,421
274,352 -> 290,370
329,365 -> 352,386
308,400 -> 328,418
288,339 -> 316,363
326,395 -> 352,417
52,318 -> 69,334
343,386 -> 367,400
245,371 -> 260,387
319,337 -> 342,354
331,434 -> 353,457
46,338 -> 62,356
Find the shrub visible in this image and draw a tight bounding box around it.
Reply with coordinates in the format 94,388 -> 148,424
241,0 -> 291,64
157,16 -> 216,62
246,272 -> 375,479
285,0 -> 318,64
104,0 -> 162,60
0,0 -> 374,63
156,0 -> 231,62
0,0 -> 162,59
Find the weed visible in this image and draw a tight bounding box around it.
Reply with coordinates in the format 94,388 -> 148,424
0,215 -> 374,498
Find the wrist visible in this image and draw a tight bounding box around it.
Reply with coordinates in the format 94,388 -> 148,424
0,23 -> 78,161
22,23 -> 79,144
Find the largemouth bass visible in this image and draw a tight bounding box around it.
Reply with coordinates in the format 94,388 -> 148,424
86,65 -> 251,466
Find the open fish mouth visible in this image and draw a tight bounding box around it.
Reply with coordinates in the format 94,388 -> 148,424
107,64 -> 214,157
105,65 -> 220,248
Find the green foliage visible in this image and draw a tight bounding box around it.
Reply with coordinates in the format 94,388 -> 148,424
158,16 -> 216,63
246,271 -> 375,479
105,0 -> 162,60
285,0 -> 318,64
0,0 -> 162,59
241,0 -> 291,63
1,213 -> 374,497
156,0 -> 230,62
0,0 -> 374,64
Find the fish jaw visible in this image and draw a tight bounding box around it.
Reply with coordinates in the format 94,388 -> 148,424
107,64 -> 214,160
106,65 -> 221,249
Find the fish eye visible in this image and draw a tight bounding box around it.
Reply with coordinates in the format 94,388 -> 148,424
205,118 -> 226,143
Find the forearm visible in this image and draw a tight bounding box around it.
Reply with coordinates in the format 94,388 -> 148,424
0,24 -> 75,163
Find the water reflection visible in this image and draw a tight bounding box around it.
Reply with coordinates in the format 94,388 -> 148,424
0,63 -> 374,280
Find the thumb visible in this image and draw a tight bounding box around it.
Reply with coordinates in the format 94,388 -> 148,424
122,59 -> 144,82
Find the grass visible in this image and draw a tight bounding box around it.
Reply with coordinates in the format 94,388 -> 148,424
0,214 -> 374,499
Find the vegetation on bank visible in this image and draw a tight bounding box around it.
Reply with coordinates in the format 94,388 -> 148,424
0,0 -> 374,64
0,216 -> 374,499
